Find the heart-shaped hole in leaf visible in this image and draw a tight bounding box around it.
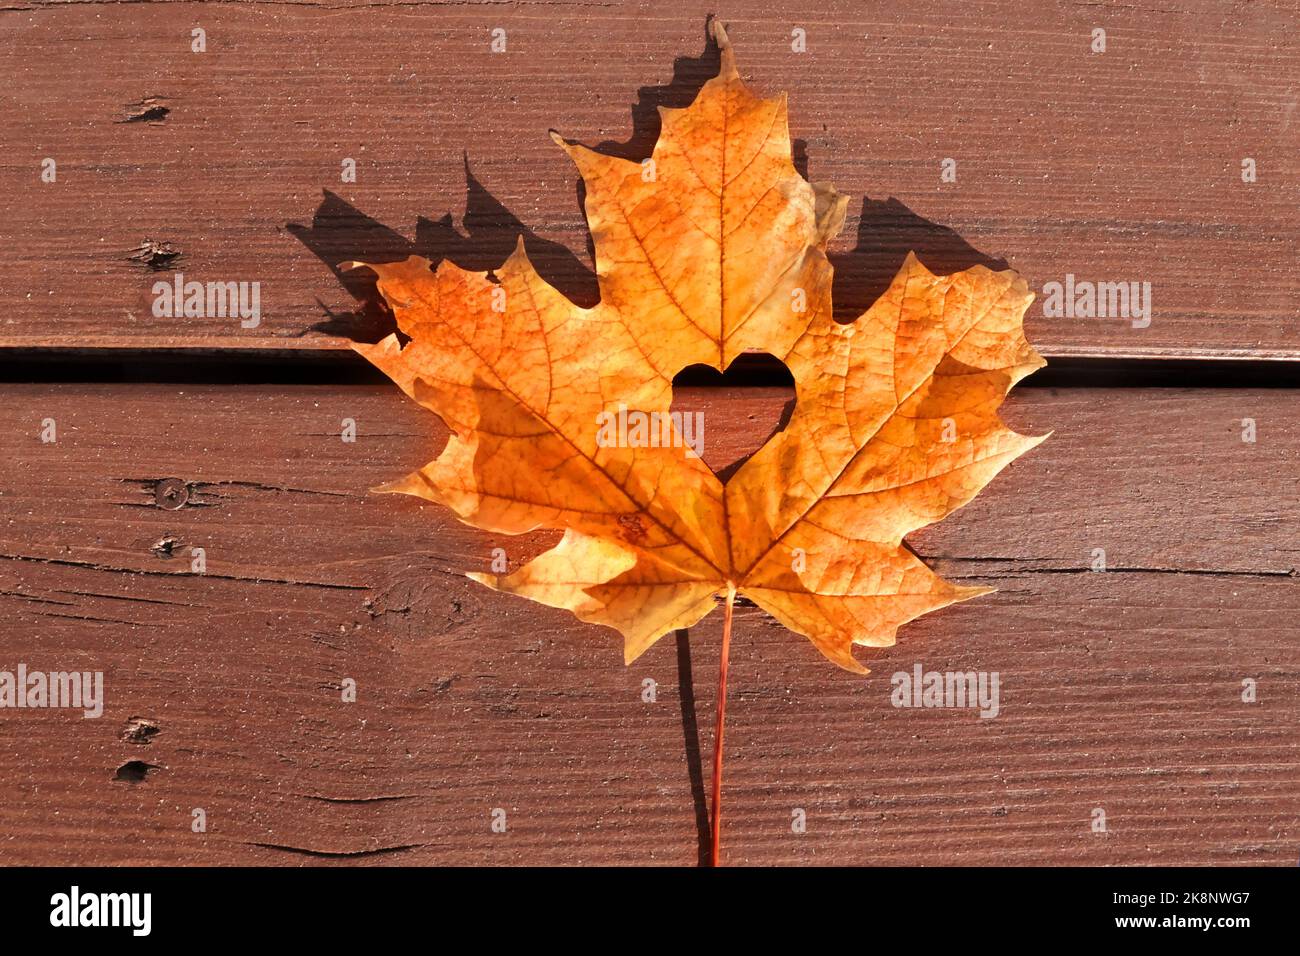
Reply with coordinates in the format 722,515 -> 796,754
670,354 -> 795,480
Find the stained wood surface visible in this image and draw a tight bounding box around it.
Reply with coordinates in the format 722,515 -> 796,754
3,0 -> 1296,869
1,383 -> 1296,865
1,0 -> 1297,358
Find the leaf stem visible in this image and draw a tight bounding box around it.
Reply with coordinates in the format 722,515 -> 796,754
710,584 -> 736,867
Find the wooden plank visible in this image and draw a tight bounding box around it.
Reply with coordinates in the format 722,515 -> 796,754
0,383 -> 1296,864
1,0 -> 1297,359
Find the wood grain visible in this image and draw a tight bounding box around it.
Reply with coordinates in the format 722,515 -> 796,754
1,0 -> 1297,358
1,383 -> 1295,864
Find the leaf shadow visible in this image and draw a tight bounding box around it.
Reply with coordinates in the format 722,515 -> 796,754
830,197 -> 1009,321
588,20 -> 723,162
675,627 -> 711,866
286,162 -> 600,344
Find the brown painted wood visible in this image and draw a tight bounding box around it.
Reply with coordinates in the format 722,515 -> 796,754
1,0 -> 1297,358
1,383 -> 1296,864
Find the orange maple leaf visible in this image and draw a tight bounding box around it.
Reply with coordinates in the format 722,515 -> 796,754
348,21 -> 1044,677
345,19 -> 1046,864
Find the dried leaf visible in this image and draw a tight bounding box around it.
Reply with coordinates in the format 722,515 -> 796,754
348,21 -> 1045,673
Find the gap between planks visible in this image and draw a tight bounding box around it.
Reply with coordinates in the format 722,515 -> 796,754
3,348 -> 1300,388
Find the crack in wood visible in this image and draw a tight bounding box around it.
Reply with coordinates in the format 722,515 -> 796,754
243,841 -> 438,859
0,553 -> 369,592
294,793 -> 420,804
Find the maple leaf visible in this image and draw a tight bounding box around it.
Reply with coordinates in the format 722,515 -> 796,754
345,21 -> 1045,676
